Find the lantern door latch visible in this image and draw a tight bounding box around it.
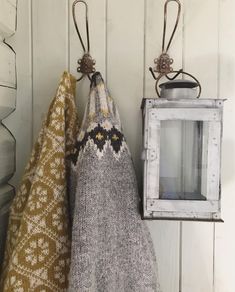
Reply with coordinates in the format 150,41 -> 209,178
141,148 -> 157,161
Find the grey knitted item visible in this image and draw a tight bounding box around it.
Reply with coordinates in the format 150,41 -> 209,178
68,72 -> 160,292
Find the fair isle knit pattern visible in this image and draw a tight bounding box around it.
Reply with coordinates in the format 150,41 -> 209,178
68,72 -> 160,292
0,72 -> 78,291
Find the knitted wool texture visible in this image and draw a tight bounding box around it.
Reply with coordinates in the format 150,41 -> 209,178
0,72 -> 78,291
68,72 -> 160,292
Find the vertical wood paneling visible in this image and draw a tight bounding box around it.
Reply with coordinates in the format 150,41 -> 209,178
107,0 -> 144,184
145,1 -> 183,291
11,1 -> 235,291
32,0 -> 69,140
215,1 -> 235,291
69,0 -> 106,120
181,1 -> 219,291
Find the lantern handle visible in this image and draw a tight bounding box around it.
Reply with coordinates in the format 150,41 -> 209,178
149,68 -> 202,98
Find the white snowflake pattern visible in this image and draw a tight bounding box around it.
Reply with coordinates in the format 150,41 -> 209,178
15,184 -> 27,209
52,207 -> 67,231
54,259 -> 68,284
25,237 -> 49,266
49,157 -> 64,180
28,187 -> 48,211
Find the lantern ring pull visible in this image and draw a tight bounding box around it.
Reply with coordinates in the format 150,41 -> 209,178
149,68 -> 202,98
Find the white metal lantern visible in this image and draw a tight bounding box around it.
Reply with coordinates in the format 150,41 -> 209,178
142,95 -> 225,221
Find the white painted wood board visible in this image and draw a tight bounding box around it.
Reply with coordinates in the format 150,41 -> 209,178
0,0 -> 16,39
145,1 -> 183,290
107,0 -> 145,185
147,199 -> 219,213
181,1 -> 219,291
150,108 -> 222,121
214,1 -> 235,291
0,86 -> 16,120
32,0 -> 69,141
0,42 -> 16,88
0,124 -> 15,184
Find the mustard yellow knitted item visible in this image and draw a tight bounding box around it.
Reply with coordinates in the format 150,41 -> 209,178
0,72 -> 78,291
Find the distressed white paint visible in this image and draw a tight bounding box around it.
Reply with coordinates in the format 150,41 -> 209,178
2,0 -> 234,291
147,200 -> 219,213
150,108 -> 222,121
143,99 -> 223,221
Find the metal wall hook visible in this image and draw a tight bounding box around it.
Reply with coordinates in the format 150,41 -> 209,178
72,0 -> 96,82
149,0 -> 201,98
162,0 -> 181,54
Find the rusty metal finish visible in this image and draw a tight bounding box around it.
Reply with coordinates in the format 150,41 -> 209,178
77,53 -> 96,75
154,53 -> 173,75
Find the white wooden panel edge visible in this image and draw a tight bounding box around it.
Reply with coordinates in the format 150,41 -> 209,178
0,0 -> 17,39
0,86 -> 16,120
147,211 -> 220,221
145,1 -> 183,291
145,98 -> 225,109
0,124 -> 15,184
147,199 -> 219,213
207,121 -> 221,201
149,108 -> 222,122
181,0 -> 219,291
145,114 -> 160,200
0,42 -> 16,88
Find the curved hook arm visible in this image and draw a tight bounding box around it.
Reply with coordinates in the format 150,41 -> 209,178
72,0 -> 90,53
162,0 -> 181,53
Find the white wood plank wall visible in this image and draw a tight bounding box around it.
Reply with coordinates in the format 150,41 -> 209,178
1,0 -> 235,291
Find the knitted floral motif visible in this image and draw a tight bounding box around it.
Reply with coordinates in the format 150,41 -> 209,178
0,71 -> 79,291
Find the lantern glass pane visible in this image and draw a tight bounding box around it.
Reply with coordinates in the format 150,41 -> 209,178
159,120 -> 207,200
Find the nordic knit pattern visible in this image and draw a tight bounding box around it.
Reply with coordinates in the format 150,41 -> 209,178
68,72 -> 160,292
0,72 -> 78,291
